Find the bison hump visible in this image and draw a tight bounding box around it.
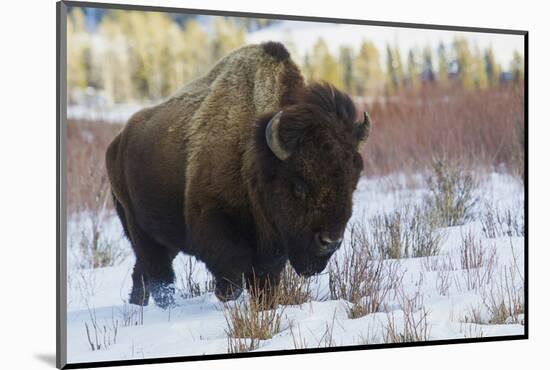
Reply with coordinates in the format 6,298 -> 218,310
261,41 -> 290,62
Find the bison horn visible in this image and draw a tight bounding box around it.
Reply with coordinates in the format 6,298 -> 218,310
361,111 -> 372,138
265,111 -> 291,160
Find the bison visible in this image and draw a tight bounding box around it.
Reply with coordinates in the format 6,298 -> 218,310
106,42 -> 371,308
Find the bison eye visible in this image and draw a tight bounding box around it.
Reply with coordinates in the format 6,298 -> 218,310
292,180 -> 308,199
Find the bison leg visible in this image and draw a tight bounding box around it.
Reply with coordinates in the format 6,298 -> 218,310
123,212 -> 178,309
131,251 -> 177,309
136,245 -> 178,309
113,196 -> 152,306
129,261 -> 150,306
214,278 -> 244,302
187,207 -> 254,302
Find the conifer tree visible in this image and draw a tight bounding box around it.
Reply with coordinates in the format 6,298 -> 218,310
308,38 -> 344,89
484,46 -> 501,87
339,46 -> 355,94
473,45 -> 489,90
210,18 -> 246,63
386,44 -> 404,93
97,14 -> 133,103
407,49 -> 421,89
437,42 -> 449,87
67,8 -> 91,98
422,46 -> 435,82
453,37 -> 475,90
354,41 -> 384,96
394,46 -> 405,89
510,50 -> 525,83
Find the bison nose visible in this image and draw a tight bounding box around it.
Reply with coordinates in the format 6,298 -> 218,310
316,232 -> 343,256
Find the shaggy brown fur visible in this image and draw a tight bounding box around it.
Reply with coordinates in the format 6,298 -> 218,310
106,42 -> 370,308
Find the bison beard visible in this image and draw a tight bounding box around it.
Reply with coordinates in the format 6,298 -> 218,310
106,42 -> 371,308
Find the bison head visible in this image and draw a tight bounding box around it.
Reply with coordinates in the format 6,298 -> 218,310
255,83 -> 371,277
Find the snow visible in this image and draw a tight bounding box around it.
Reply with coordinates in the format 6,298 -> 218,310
66,172 -> 524,364
67,103 -> 144,124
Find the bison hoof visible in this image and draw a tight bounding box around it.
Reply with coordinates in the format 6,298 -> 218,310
151,283 -> 176,309
129,294 -> 150,307
129,287 -> 150,306
215,280 -> 243,302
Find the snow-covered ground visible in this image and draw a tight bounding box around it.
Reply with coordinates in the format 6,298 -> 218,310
66,171 -> 524,364
67,103 -> 145,124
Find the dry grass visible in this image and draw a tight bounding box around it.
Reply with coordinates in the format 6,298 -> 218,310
384,308 -> 430,343
315,311 -> 339,347
384,285 -> 431,343
72,181 -> 128,269
461,264 -> 524,326
289,323 -> 309,349
67,119 -> 122,214
436,267 -> 453,296
425,156 -> 478,227
457,231 -> 498,292
368,212 -> 403,260
482,264 -> 524,325
68,119 -> 129,268
358,85 -> 525,176
421,254 -> 457,272
459,238 -> 523,326
459,322 -> 485,338
278,263 -> 312,306
481,201 -> 525,239
462,304 -> 484,325
289,311 -> 340,349
460,232 -> 491,270
176,256 -> 216,299
329,223 -> 403,319
226,336 -> 260,354
422,255 -> 457,296
223,284 -> 285,353
369,204 -> 443,259
118,301 -> 144,327
84,307 -> 119,351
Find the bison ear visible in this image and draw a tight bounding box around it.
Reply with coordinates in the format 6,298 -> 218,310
265,111 -> 291,160
354,112 -> 372,146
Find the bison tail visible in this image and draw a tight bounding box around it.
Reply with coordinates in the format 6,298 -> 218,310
112,191 -> 131,240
